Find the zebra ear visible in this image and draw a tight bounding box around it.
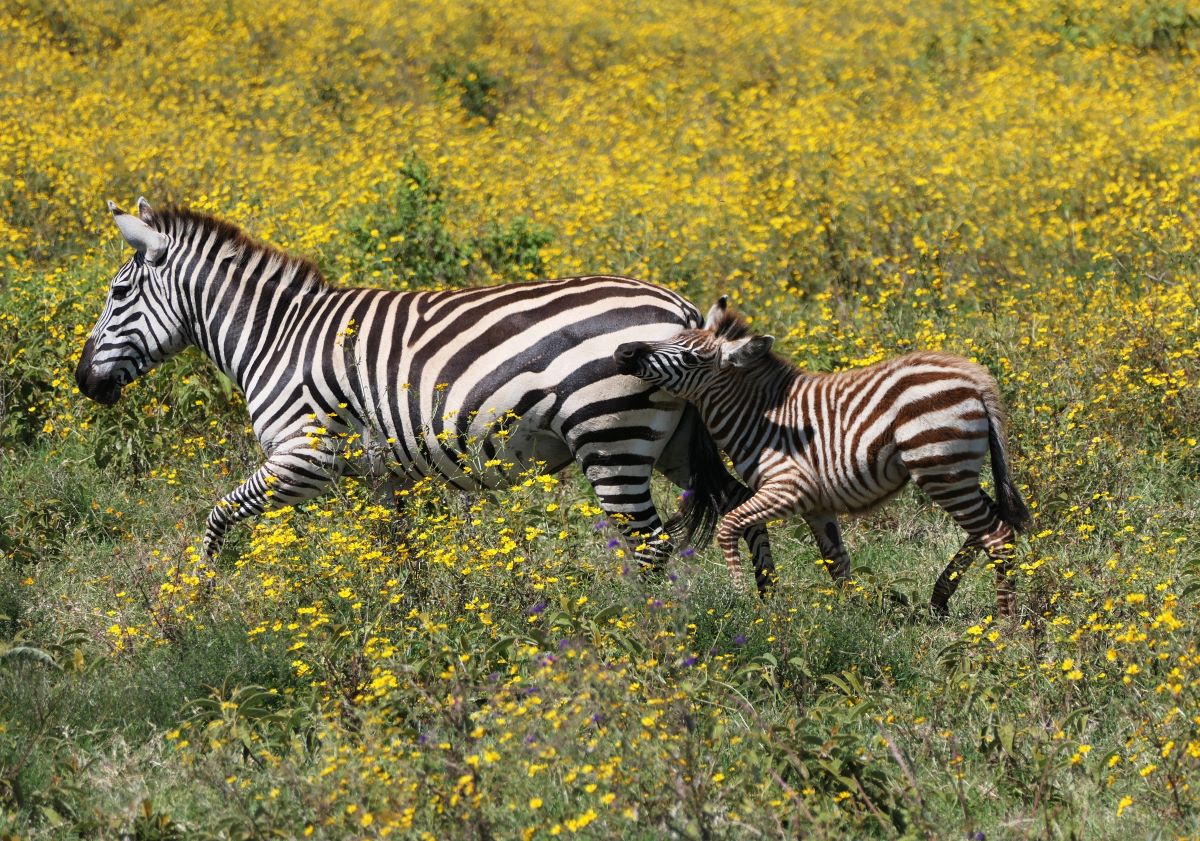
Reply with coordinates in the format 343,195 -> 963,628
136,196 -> 156,224
704,296 -> 729,331
719,335 -> 774,369
110,201 -> 168,262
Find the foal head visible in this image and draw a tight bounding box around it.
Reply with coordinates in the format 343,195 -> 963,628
614,297 -> 775,400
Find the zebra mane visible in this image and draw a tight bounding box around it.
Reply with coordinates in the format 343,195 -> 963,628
151,205 -> 329,294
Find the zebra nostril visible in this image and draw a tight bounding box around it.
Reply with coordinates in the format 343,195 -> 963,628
615,342 -> 648,372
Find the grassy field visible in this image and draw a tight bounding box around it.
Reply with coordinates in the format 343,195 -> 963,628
3,0 -> 1200,837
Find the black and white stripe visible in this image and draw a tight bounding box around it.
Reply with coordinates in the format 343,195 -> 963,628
76,200 -> 771,570
617,297 -> 1032,613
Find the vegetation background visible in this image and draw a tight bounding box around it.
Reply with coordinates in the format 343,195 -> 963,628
2,0 -> 1199,837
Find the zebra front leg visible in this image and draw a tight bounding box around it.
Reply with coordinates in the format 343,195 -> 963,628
719,480 -> 776,596
202,441 -> 341,559
802,513 -> 851,583
582,462 -> 672,569
744,525 -> 775,596
717,485 -> 796,593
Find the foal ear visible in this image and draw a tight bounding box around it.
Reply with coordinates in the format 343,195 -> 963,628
719,335 -> 775,369
704,296 -> 729,331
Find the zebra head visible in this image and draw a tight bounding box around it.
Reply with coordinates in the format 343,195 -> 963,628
76,198 -> 183,406
614,296 -> 775,399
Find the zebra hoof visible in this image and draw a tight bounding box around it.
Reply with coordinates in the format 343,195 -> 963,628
753,570 -> 778,600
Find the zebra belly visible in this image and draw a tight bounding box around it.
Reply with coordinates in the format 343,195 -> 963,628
338,277 -> 701,492
826,473 -> 912,516
811,446 -> 912,516
351,400 -> 574,491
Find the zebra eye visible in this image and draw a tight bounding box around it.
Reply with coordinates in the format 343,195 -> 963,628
681,351 -> 702,366
111,283 -> 134,300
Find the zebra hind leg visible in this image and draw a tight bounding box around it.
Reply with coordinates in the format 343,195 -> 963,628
982,520 -> 1017,618
912,474 -> 1018,618
203,442 -> 340,559
929,538 -> 982,616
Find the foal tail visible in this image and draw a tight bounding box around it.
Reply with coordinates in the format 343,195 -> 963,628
979,381 -> 1032,533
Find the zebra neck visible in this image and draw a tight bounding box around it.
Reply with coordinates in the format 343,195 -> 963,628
177,256 -> 331,393
697,366 -> 798,463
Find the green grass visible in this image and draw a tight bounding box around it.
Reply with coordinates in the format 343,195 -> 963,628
2,413 -> 1197,837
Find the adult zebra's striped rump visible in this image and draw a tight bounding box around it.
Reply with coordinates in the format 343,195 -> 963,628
76,199 -> 774,574
616,297 -> 1031,615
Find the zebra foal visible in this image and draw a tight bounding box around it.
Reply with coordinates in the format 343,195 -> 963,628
615,297 -> 1032,615
76,199 -> 774,571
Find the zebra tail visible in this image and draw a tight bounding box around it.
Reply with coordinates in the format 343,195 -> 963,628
981,386 -> 1032,533
666,403 -> 724,550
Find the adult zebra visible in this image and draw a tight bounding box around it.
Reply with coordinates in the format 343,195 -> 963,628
616,298 -> 1031,614
76,199 -> 772,574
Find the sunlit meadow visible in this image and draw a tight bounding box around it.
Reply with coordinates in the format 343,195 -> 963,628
2,0 -> 1199,838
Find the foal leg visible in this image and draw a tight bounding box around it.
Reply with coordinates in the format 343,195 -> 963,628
656,451 -> 776,594
721,480 -> 776,596
912,471 -> 1017,617
717,484 -> 796,592
745,524 -> 776,595
802,513 -> 851,583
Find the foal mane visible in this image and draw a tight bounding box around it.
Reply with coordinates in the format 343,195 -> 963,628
711,308 -> 754,340
712,306 -> 801,381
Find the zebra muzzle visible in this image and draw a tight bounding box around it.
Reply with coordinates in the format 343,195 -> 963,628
75,338 -> 123,406
614,342 -> 649,375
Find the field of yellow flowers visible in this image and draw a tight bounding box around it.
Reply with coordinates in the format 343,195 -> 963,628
3,0 -> 1200,837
